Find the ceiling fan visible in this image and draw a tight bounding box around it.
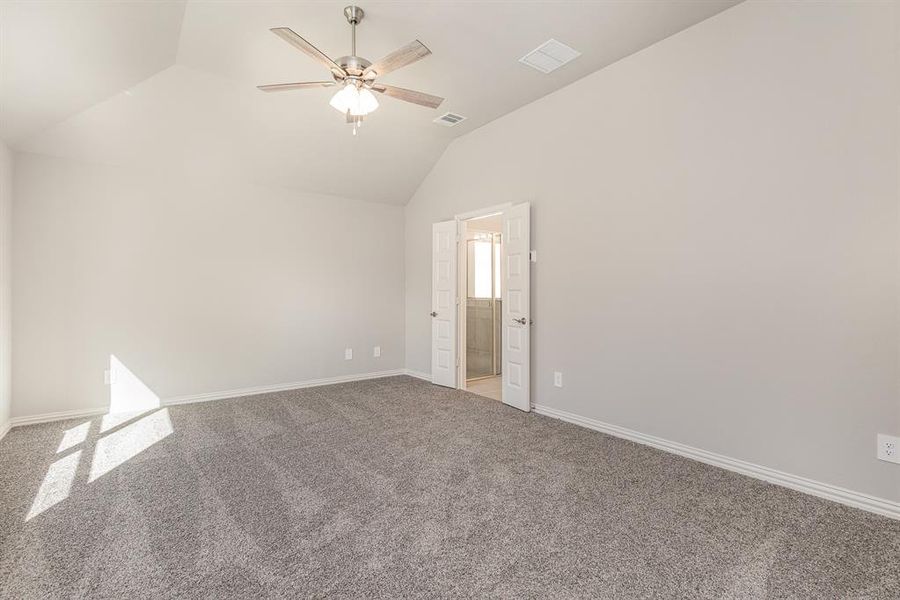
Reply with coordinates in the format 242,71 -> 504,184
258,5 -> 444,134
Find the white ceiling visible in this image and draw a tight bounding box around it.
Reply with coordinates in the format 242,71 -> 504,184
1,0 -> 740,204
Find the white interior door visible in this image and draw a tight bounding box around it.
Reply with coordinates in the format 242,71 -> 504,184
502,203 -> 531,411
431,220 -> 457,388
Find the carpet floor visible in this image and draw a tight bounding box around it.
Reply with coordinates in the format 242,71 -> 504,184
0,375 -> 898,598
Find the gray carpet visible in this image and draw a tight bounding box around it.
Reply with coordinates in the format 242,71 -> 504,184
1,376 -> 898,598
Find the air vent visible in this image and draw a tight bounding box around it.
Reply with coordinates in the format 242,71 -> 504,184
434,112 -> 467,127
519,39 -> 580,73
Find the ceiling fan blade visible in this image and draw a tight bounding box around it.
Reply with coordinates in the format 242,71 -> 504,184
363,40 -> 431,78
257,81 -> 336,92
270,27 -> 346,76
371,84 -> 444,109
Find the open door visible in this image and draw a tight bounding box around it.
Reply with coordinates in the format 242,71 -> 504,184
501,203 -> 531,411
431,220 -> 458,388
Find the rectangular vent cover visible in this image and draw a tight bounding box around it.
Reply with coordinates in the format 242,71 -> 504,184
519,39 -> 581,73
434,112 -> 467,127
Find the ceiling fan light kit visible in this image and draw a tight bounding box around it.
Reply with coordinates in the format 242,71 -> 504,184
258,5 -> 444,135
329,84 -> 379,117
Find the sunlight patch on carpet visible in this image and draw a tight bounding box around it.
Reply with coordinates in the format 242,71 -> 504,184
89,408 -> 173,481
26,450 -> 82,521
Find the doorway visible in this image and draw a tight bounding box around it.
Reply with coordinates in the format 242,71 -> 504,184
463,215 -> 502,401
430,202 -> 531,412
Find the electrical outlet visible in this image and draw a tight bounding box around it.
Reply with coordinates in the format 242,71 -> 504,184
554,371 -> 563,388
877,434 -> 900,464
373,346 -> 381,358
345,348 -> 353,360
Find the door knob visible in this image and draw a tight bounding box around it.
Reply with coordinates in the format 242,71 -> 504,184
430,311 -> 438,317
513,317 -> 527,325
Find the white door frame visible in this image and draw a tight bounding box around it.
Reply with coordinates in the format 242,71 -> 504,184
454,203 -> 512,394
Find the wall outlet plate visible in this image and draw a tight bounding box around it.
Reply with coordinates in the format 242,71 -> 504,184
554,371 -> 563,388
373,346 -> 381,358
344,348 -> 353,360
877,434 -> 899,464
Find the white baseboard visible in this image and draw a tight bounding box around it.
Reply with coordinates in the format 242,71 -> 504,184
403,369 -> 432,382
164,369 -> 406,406
7,369 -> 408,429
533,403 -> 900,521
0,419 -> 10,442
10,406 -> 107,428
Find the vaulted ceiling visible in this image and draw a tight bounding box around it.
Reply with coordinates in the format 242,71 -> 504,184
1,0 -> 740,204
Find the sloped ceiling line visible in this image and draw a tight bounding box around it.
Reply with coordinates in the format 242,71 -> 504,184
2,0 -> 741,205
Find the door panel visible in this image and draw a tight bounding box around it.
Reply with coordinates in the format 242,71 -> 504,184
502,203 -> 530,411
431,220 -> 457,388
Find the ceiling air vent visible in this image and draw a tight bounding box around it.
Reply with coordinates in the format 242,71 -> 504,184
519,39 -> 581,73
434,112 -> 467,127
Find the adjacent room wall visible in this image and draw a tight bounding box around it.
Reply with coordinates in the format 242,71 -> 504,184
0,142 -> 11,435
13,153 -> 405,418
405,0 -> 900,502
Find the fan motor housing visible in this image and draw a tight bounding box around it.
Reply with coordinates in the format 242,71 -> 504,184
336,55 -> 372,77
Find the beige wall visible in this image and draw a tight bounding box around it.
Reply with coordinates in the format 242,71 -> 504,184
405,0 -> 900,502
0,142 -> 11,432
13,153 -> 405,417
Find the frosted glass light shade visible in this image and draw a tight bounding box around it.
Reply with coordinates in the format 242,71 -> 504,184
357,88 -> 379,115
329,83 -> 359,113
329,83 -> 379,116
